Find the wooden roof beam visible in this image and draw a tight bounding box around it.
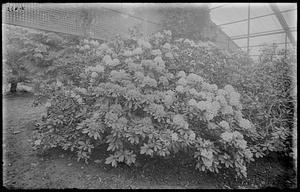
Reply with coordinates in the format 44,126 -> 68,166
269,3 -> 296,46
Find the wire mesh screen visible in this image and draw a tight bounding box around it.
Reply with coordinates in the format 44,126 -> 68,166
3,3 -> 162,40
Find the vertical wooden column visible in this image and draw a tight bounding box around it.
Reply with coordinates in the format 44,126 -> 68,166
285,32 -> 287,58
247,3 -> 250,55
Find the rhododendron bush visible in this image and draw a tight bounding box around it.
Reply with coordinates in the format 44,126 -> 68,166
33,30 -> 260,178
165,36 -> 295,159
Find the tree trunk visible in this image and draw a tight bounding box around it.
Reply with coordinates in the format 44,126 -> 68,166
10,82 -> 18,93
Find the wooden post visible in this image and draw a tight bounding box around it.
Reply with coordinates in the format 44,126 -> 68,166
247,3 -> 250,56
285,32 -> 287,58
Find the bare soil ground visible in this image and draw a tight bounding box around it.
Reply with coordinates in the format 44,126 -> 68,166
2,92 -> 297,189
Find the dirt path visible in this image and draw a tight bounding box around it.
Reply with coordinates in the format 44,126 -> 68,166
3,93 -> 220,189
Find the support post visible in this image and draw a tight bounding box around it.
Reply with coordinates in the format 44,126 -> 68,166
247,3 -> 250,55
285,32 -> 287,58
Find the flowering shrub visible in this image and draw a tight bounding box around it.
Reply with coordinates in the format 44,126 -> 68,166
169,36 -> 296,159
33,30 -> 258,178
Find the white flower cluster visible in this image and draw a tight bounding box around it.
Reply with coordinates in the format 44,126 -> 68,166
215,95 -> 227,107
159,76 -> 169,86
177,77 -> 187,86
142,76 -> 157,88
221,131 -> 233,142
188,99 -> 197,106
175,85 -> 185,93
154,32 -> 163,39
137,39 -> 152,49
163,30 -> 172,36
123,48 -> 143,57
239,118 -> 252,130
189,88 -> 198,96
163,90 -> 175,106
234,111 -> 243,122
102,55 -> 120,66
151,49 -> 162,56
165,52 -> 174,59
220,105 -> 234,115
99,43 -> 109,50
189,131 -> 196,141
219,120 -> 230,130
89,39 -> 100,47
173,114 -> 189,129
162,43 -> 171,50
148,103 -> 166,118
177,71 -> 186,78
224,84 -> 235,93
174,38 -> 184,43
56,80 -> 63,87
66,90 -> 83,104
171,132 -> 179,141
201,82 -> 218,92
141,59 -> 164,72
189,99 -> 220,121
124,88 -> 141,101
186,73 -> 204,85
183,39 -> 197,47
110,70 -> 130,82
84,65 -> 105,74
79,39 -> 100,51
228,91 -> 240,106
75,87 -> 88,95
221,131 -> 246,149
164,94 -> 173,106
134,71 -> 145,83
132,47 -> 143,55
128,62 -> 143,72
153,56 -> 165,71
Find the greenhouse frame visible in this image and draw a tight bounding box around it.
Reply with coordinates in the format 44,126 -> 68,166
3,3 -> 297,61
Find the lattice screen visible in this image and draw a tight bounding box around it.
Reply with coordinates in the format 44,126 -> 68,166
3,3 -> 162,40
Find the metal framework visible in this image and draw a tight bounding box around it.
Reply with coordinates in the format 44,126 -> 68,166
269,3 -> 296,46
209,3 -> 296,59
3,3 -> 296,57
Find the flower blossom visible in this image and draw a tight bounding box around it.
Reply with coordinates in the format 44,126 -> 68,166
224,84 -> 235,94
177,78 -> 187,86
103,55 -> 113,65
151,49 -> 162,56
221,132 -> 233,142
173,114 -> 188,129
177,71 -> 186,78
163,43 -> 171,50
186,73 -> 203,85
239,118 -> 252,130
165,52 -> 174,59
188,99 -> 197,106
172,132 -> 179,141
219,120 -> 230,130
176,85 -> 185,93
229,92 -> 240,106
132,47 -> 143,55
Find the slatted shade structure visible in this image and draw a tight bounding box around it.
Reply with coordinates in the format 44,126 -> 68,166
210,3 -> 297,60
3,3 -> 241,52
3,3 -> 163,41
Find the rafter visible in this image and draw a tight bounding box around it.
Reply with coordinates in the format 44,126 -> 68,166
269,3 -> 296,46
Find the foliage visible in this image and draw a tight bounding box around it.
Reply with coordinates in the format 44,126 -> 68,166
158,6 -> 210,41
169,38 -> 296,159
33,30 -> 258,178
3,25 -> 81,92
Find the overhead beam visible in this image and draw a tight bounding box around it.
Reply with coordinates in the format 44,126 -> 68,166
231,27 -> 296,40
217,8 -> 296,27
209,4 -> 228,11
269,3 -> 296,46
240,41 -> 294,48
